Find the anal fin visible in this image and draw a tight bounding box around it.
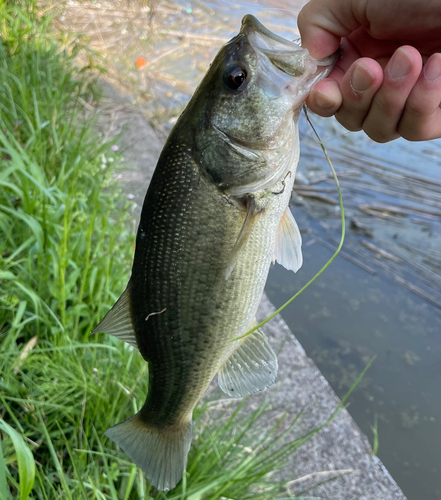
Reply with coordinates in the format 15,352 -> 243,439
218,326 -> 278,398
274,207 -> 303,273
91,284 -> 137,347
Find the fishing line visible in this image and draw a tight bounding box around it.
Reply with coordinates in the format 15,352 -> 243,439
232,107 -> 346,342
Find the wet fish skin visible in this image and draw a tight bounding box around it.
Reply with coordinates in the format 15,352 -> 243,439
93,14 -> 337,492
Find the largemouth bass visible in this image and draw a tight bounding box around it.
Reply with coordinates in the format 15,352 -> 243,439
93,14 -> 337,491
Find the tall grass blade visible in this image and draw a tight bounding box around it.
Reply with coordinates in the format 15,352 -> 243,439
0,419 -> 35,500
0,433 -> 10,500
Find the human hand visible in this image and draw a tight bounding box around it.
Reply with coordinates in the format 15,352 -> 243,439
297,0 -> 441,142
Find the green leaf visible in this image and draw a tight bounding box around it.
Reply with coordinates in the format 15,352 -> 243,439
0,419 -> 35,500
0,436 -> 10,500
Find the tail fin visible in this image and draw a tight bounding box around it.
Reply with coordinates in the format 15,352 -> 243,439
105,413 -> 192,491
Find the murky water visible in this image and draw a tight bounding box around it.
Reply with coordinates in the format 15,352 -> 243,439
61,1 -> 441,497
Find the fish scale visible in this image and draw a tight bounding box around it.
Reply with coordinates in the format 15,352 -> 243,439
93,14 -> 338,491
134,144 -> 237,419
136,136 -> 288,441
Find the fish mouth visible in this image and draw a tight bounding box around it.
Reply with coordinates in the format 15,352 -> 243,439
241,14 -> 303,52
240,14 -> 339,99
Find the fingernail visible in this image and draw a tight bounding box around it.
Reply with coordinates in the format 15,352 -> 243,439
424,54 -> 441,82
350,63 -> 375,93
314,91 -> 335,109
388,48 -> 413,81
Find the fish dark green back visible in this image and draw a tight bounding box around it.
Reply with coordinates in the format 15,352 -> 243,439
92,14 -> 338,492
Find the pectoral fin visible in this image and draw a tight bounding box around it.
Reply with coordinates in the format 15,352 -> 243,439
91,284 -> 138,347
218,326 -> 278,398
274,207 -> 303,272
225,196 -> 261,279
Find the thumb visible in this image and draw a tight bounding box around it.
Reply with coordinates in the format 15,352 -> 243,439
298,0 -> 364,59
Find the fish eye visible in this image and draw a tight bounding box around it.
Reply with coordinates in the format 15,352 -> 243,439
222,64 -> 248,91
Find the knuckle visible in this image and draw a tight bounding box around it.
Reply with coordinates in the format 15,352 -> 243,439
367,23 -> 389,40
404,99 -> 427,118
374,95 -> 399,119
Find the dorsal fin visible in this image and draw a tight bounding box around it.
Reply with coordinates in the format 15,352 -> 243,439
218,326 -> 278,398
274,207 -> 303,272
225,196 -> 261,279
91,284 -> 137,347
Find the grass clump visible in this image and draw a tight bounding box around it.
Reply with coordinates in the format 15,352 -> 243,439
0,1 -> 133,340
0,2 -> 324,499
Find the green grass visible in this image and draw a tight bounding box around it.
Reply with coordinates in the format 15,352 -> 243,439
0,3 -> 359,499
